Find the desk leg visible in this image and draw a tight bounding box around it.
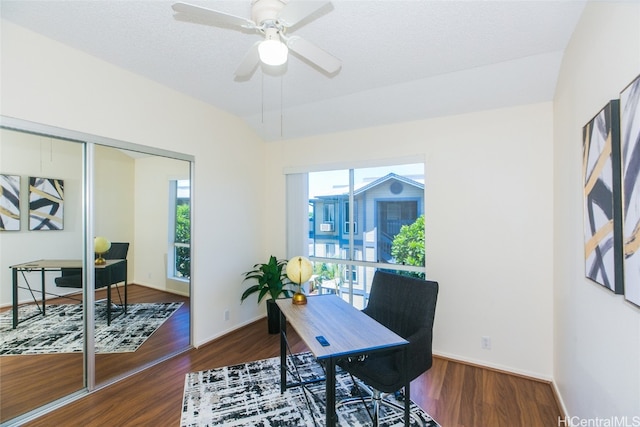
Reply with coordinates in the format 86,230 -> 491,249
326,357 -> 336,427
280,310 -> 287,393
124,279 -> 128,314
41,268 -> 46,317
12,268 -> 18,329
107,284 -> 112,326
404,347 -> 410,426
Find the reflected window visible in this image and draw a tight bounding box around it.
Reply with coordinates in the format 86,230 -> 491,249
169,179 -> 190,279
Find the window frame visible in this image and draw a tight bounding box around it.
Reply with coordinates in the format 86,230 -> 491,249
289,160 -> 426,308
168,179 -> 190,280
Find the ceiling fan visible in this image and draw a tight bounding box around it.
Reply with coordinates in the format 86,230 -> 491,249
172,0 -> 342,78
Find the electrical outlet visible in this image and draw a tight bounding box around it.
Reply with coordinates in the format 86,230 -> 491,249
481,336 -> 491,350
224,309 -> 230,321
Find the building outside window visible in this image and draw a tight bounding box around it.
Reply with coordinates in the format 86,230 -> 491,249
305,163 -> 425,308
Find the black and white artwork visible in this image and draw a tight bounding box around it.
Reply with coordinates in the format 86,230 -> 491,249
29,177 -> 64,230
0,174 -> 20,231
620,74 -> 640,307
583,100 -> 624,294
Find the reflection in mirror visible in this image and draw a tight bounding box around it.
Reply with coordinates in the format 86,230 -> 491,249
0,127 -> 192,423
0,128 -> 85,421
93,145 -> 191,386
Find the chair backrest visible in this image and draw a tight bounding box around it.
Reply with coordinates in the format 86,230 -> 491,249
103,242 -> 129,260
363,270 -> 438,341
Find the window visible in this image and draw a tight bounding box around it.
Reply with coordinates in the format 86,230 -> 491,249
325,243 -> 336,257
169,179 -> 190,279
344,201 -> 358,234
300,162 -> 425,308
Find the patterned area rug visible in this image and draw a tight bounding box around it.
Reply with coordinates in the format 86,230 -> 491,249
181,352 -> 440,427
0,302 -> 182,355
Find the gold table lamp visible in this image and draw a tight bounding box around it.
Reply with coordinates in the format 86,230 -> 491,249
286,256 -> 312,305
94,236 -> 111,265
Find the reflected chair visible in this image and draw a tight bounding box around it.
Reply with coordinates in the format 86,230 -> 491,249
337,270 -> 438,426
55,243 -> 129,318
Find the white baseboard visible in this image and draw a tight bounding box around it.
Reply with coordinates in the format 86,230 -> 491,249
551,380 -> 569,417
194,314 -> 266,349
134,281 -> 190,297
432,350 -> 554,383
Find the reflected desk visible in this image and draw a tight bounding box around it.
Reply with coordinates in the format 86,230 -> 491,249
10,259 -> 127,329
276,295 -> 409,426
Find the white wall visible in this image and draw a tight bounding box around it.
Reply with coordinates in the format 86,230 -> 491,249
95,145 -> 135,282
553,2 -> 640,419
0,20 -> 268,346
133,155 -> 190,294
0,129 -> 84,305
265,102 -> 555,378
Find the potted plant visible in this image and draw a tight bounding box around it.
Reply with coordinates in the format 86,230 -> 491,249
241,255 -> 294,334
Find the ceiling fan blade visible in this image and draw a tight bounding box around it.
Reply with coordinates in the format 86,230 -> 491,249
277,1 -> 330,28
286,35 -> 341,74
172,2 -> 256,30
234,42 -> 261,79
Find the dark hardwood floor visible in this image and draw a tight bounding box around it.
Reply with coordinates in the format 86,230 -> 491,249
3,288 -> 562,427
0,285 -> 189,423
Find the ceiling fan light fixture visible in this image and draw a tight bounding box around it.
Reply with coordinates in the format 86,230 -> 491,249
258,39 -> 288,66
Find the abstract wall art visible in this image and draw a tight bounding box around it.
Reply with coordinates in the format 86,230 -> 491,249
29,177 -> 64,231
582,100 -> 624,294
0,174 -> 21,231
620,74 -> 640,307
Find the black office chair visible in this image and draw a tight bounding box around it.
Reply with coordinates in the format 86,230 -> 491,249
55,243 -> 129,321
337,270 -> 438,426
55,242 -> 129,289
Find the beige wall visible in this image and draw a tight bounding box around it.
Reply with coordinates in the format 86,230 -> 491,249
266,102 -> 555,378
0,20 -> 267,346
553,1 -> 640,419
133,155 -> 190,295
0,129 -> 84,304
95,145 -> 135,283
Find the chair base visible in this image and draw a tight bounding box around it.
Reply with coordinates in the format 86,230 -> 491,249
336,382 -> 425,427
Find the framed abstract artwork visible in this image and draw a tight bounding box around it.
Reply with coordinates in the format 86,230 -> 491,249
620,74 -> 640,307
29,177 -> 64,230
0,174 -> 21,231
582,100 -> 624,294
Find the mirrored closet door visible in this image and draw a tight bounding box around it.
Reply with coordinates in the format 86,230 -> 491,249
0,121 -> 193,424
93,145 -> 192,387
0,128 -> 86,421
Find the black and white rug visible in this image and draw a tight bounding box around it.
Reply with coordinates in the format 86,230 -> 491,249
181,352 -> 439,427
0,302 -> 182,355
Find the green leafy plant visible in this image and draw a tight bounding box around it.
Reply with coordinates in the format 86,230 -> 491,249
391,214 -> 425,278
175,203 -> 190,278
241,255 -> 294,303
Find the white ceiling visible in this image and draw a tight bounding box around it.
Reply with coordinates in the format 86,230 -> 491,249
0,0 -> 586,141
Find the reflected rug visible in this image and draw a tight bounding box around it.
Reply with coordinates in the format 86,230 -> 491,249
181,352 -> 440,427
0,302 -> 182,355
